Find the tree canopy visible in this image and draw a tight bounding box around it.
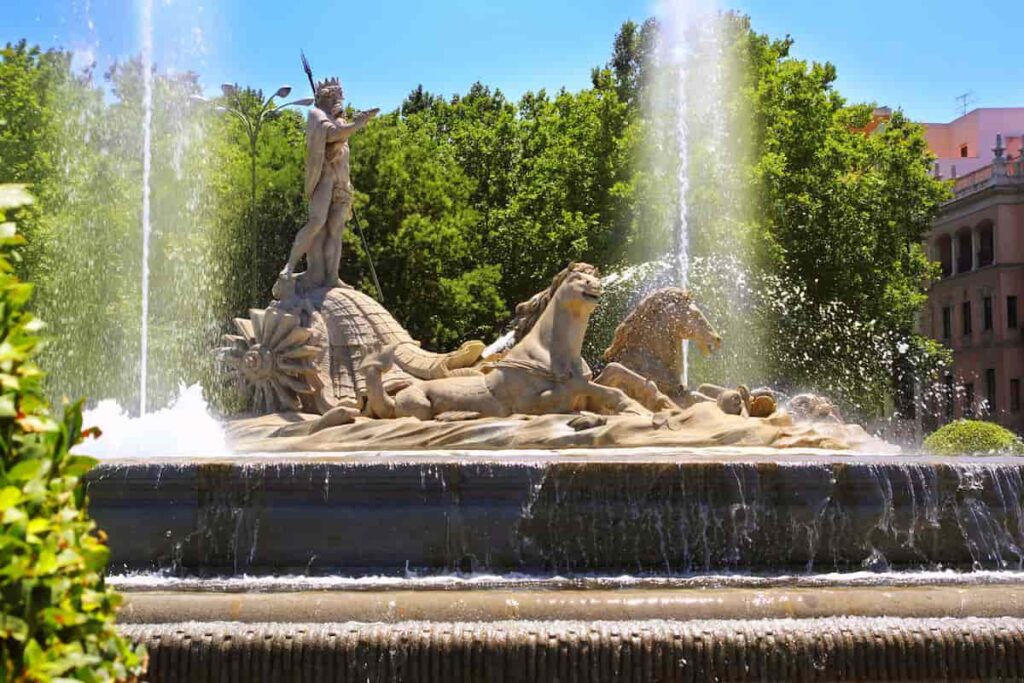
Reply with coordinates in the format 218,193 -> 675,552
0,15 -> 949,419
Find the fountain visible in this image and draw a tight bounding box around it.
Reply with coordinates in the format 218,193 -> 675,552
89,448 -> 1024,679
41,3 -> 1024,681
139,0 -> 154,415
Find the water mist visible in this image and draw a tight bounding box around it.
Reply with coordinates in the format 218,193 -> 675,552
647,0 -> 757,389
140,0 -> 154,414
35,0 -> 228,455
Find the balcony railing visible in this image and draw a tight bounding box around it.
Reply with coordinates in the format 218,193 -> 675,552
950,151 -> 1024,199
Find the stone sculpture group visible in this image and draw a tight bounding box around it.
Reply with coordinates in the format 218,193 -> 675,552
218,68 -> 875,452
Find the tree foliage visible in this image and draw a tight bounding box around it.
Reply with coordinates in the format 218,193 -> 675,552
0,186 -> 143,681
737,20 -> 949,411
0,43 -> 225,410
1,16 -> 949,419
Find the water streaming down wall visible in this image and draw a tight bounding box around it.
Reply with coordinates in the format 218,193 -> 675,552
97,453 -> 1024,681
87,456 -> 1024,576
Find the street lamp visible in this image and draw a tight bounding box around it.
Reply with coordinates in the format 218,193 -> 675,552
191,84 -> 314,299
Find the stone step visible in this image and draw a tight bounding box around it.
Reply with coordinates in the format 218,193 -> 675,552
123,616 -> 1024,682
116,583 -> 1024,623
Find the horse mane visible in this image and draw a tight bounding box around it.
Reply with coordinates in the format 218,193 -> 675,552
512,262 -> 599,342
604,287 -> 693,362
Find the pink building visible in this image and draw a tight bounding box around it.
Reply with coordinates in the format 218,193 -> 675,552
921,113 -> 1024,433
924,108 -> 1024,180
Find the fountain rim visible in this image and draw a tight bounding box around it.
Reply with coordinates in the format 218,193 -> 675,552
107,570 -> 1024,594
82,446 -> 1023,467
113,582 -> 1024,624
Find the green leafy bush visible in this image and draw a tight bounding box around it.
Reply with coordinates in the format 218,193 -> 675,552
0,185 -> 143,681
923,419 -> 1024,456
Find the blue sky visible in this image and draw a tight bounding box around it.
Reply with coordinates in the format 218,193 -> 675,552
2,0 -> 1020,123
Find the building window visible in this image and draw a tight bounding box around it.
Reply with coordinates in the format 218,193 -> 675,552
985,368 -> 996,415
964,383 -> 975,418
957,232 -> 972,273
977,223 -> 994,267
937,236 -> 952,277
962,301 -> 972,336
1009,296 -> 1019,329
983,296 -> 993,330
942,306 -> 952,339
1012,379 -> 1021,413
960,144 -> 969,158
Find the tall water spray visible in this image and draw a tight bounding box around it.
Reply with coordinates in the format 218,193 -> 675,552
664,2 -> 694,389
648,0 -> 755,389
29,0 -> 230,452
139,0 -> 154,415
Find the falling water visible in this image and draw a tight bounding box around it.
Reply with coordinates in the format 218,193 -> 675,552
660,0 -> 694,389
139,0 -> 154,415
79,384 -> 227,457
31,0 -> 229,450
674,52 -> 691,391
76,0 -> 230,451
654,0 -> 721,389
647,0 -> 755,390
668,26 -> 693,271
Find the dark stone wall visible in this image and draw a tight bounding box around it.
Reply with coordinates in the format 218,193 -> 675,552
86,454 -> 1024,576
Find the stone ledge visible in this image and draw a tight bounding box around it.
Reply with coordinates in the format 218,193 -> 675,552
117,584 -> 1024,624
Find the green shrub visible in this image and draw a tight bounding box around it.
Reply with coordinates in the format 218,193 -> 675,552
923,419 -> 1024,456
0,185 -> 144,681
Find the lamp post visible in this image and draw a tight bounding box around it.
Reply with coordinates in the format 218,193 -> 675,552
192,84 -> 314,299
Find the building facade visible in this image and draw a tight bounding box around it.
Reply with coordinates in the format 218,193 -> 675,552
924,108 -> 1024,180
921,114 -> 1024,433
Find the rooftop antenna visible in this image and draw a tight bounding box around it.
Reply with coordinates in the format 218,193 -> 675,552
954,92 -> 976,117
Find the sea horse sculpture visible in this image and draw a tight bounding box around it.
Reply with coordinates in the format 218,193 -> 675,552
362,263 -> 647,420
602,287 -> 722,407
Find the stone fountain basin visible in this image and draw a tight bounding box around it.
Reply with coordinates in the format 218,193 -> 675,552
86,448 -> 1024,576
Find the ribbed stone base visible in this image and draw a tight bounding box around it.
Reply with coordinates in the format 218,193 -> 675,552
125,617 -> 1024,682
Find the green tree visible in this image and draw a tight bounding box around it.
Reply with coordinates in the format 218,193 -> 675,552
400,85 -> 441,117
2,18 -> 950,420
348,106 -> 507,348
742,21 -> 948,410
599,18 -> 658,106
0,42 -> 68,188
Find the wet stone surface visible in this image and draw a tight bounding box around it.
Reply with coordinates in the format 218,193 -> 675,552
86,451 -> 1024,576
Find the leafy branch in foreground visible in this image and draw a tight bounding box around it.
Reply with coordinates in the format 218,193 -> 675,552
0,184 -> 143,681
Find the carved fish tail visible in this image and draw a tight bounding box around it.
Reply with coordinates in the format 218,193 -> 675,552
392,340 -> 486,380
